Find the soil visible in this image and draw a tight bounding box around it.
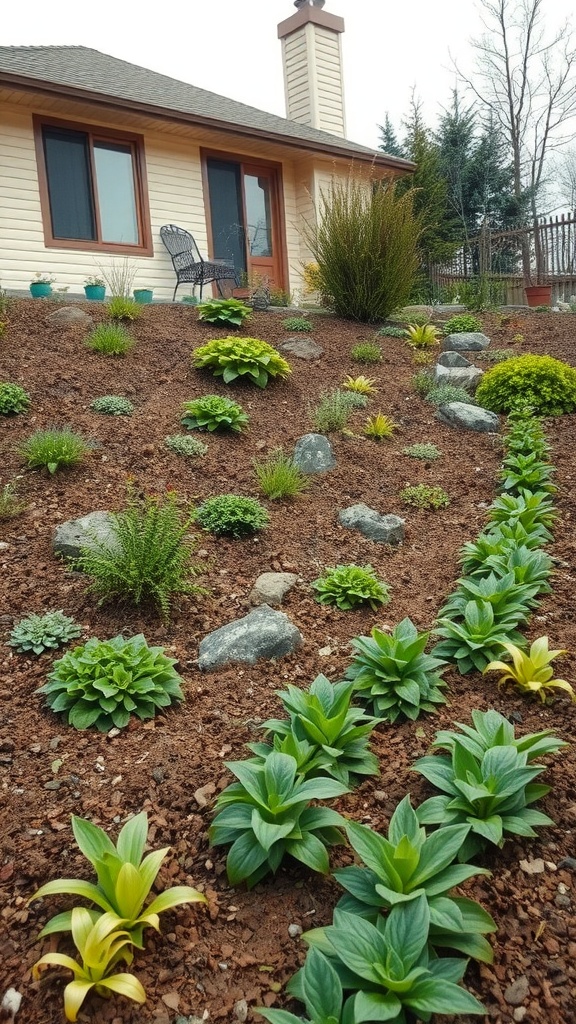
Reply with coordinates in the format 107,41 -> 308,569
1,300 -> 575,1024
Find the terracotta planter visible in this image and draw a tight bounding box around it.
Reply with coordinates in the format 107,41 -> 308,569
232,287 -> 250,300
525,284 -> 552,307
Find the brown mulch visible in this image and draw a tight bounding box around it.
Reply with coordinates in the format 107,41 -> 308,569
1,300 -> 575,1024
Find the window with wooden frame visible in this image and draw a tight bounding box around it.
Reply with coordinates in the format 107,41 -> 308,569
33,116 -> 152,254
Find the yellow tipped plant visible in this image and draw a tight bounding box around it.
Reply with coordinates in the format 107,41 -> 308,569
363,412 -> 397,440
483,637 -> 575,703
404,323 -> 441,349
32,908 -> 146,1022
342,374 -> 379,395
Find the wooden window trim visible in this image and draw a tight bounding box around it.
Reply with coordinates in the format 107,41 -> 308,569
33,114 -> 153,256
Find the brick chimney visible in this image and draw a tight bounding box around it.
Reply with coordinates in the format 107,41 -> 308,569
278,1 -> 346,138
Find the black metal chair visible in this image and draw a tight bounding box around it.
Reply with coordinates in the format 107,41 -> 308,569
160,224 -> 240,301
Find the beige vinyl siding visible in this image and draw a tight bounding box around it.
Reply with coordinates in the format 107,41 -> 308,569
313,27 -> 346,137
282,31 -> 312,125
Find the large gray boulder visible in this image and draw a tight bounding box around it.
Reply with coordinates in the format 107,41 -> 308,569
339,504 -> 405,544
436,402 -> 500,432
249,572 -> 298,607
278,338 -> 324,360
53,511 -> 116,559
293,433 -> 335,473
197,605 -> 303,670
442,332 -> 490,352
437,351 -> 471,367
433,363 -> 484,392
46,306 -> 93,326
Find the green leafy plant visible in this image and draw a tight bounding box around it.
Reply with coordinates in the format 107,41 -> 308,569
0,480 -> 27,518
31,812 -> 206,947
256,946 -> 345,1024
404,323 -> 441,348
106,296 -> 141,321
488,490 -> 556,538
312,389 -> 354,432
475,354 -> 576,415
498,451 -> 556,494
90,395 -> 134,416
330,796 -> 496,962
400,484 -> 450,510
253,675 -> 379,786
283,316 -> 313,332
253,448 -> 309,499
298,896 -> 486,1020
312,564 -> 390,611
342,374 -> 379,394
193,494 -> 269,537
484,637 -> 575,703
428,708 -> 566,763
412,349 -> 435,365
350,341 -> 382,364
377,324 -> 405,338
77,488 -> 204,619
85,323 -> 134,356
9,610 -> 82,655
17,427 -> 93,474
426,384 -> 478,406
197,297 -> 251,327
32,908 -> 145,1022
411,370 -> 434,396
164,434 -> 208,457
402,442 -> 442,460
192,336 -> 290,388
432,599 -> 526,674
438,570 -> 539,625
476,348 -> 514,363
209,751 -> 347,887
181,294 -> 198,305
180,394 -> 248,433
362,412 -> 397,440
470,543 -> 553,592
38,633 -> 185,731
347,618 -> 447,723
443,314 -> 483,334
458,524 -> 551,579
0,382 -> 30,415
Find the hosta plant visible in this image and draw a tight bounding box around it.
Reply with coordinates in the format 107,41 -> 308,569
257,946 -> 345,1024
193,494 -> 269,537
0,382 -> 30,414
192,336 -> 291,388
209,751 -> 348,887
498,452 -> 556,495
298,896 -> 485,1021
9,610 -> 82,655
362,413 -> 396,440
180,394 -> 248,433
38,633 -> 184,731
342,374 -> 379,395
254,674 -> 379,786
458,523 -> 551,577
468,544 -> 553,593
32,908 -> 145,1022
196,297 -> 251,327
312,564 -> 391,611
432,599 -> 526,674
404,322 -> 441,348
90,395 -> 134,416
488,490 -> 556,538
31,812 -> 206,947
330,796 -> 495,962
346,618 -> 447,723
18,427 -> 94,474
483,637 -> 575,703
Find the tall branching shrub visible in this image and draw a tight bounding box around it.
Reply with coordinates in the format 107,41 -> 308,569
304,177 -> 422,322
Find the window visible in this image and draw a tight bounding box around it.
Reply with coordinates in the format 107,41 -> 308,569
33,117 -> 152,254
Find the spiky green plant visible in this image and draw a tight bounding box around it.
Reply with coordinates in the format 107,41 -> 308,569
85,323 -> 134,355
17,428 -> 93,474
253,448 -> 309,499
362,412 -> 396,439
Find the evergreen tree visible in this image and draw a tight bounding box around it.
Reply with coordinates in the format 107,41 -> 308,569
378,114 -> 404,158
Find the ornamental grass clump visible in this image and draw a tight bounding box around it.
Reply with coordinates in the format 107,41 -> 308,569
106,296 -> 140,321
38,633 -> 184,731
0,382 -> 30,415
312,564 -> 391,611
89,395 -> 134,416
0,480 -> 27,519
193,494 -> 269,537
180,394 -> 248,433
17,427 -> 94,474
197,297 -> 251,327
362,412 -> 396,439
475,354 -> 576,415
192,336 -> 290,388
85,323 -> 134,355
253,447 -> 308,499
10,610 -> 82,655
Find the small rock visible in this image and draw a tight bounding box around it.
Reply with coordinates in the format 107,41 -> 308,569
151,767 -> 164,784
504,975 -> 529,1005
278,338 -> 324,360
288,923 -> 303,938
293,433 -> 335,474
433,363 -> 483,391
107,727 -> 121,739
558,856 -> 576,871
338,504 -> 405,544
53,511 -> 117,560
513,1008 -> 527,1022
194,782 -> 216,808
436,401 -> 500,433
44,780 -> 61,791
442,331 -> 491,351
519,857 -> 545,874
436,351 -> 471,367
1,988 -> 22,1018
49,736 -> 62,750
249,572 -> 298,607
198,605 -> 303,670
234,999 -> 248,1022
555,893 -> 571,908
45,306 -> 93,326
318,645 -> 332,657
0,542 -> 9,552
557,882 -> 569,894
373,790 -> 387,802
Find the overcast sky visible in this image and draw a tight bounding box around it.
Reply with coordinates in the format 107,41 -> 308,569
4,0 -> 576,150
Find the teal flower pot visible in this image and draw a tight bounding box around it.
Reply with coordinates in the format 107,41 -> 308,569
134,288 -> 153,304
84,284 -> 106,301
30,282 -> 52,298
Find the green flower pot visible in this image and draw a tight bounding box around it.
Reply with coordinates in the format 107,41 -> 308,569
134,288 -> 153,304
30,282 -> 52,298
84,284 -> 106,301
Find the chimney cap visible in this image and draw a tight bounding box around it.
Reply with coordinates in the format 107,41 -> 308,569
294,0 -> 326,7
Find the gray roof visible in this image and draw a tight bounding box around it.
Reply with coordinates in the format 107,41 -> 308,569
0,45 -> 412,166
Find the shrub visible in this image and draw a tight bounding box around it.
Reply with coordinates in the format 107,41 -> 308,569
0,480 -> 27,518
377,324 -> 406,338
180,394 -> 248,433
341,374 -> 379,394
10,610 -> 82,655
311,389 -> 353,432
193,494 -> 269,537
362,412 -> 396,440
411,370 -> 434,396
164,434 -> 208,457
253,448 -> 308,499
312,564 -> 391,611
443,313 -> 483,334
484,637 -> 575,703
426,384 -> 477,406
90,395 -> 134,415
192,336 -> 291,388
0,382 -> 30,415
303,177 -> 421,322
18,428 -> 93,474
197,297 -> 251,327
350,341 -> 382,363
347,618 -> 447,723
475,354 -> 576,415
209,751 -> 347,887
282,316 -> 313,332
400,484 -> 450,509
404,323 -> 441,348
85,323 -> 133,355
77,488 -> 204,619
403,442 -> 442,460
106,296 -> 140,321
38,633 -> 184,731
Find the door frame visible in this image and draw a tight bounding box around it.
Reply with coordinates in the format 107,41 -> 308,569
201,148 -> 288,293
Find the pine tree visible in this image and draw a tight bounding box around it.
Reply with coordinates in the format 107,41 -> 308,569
378,114 -> 404,158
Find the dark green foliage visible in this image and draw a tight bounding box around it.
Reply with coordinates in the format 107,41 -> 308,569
9,610 -> 82,655
192,336 -> 291,388
475,354 -> 576,415
443,313 -> 483,334
438,571 -> 539,623
180,394 -> 248,433
498,452 -> 556,495
0,382 -> 30,414
350,342 -> 382,363
193,494 -> 269,537
38,633 -> 183,731
196,297 -> 251,327
312,564 -> 391,611
282,316 -> 312,332
411,370 -> 435,396
18,428 -> 93,474
89,395 -> 134,416
377,324 -> 406,338
432,599 -> 526,674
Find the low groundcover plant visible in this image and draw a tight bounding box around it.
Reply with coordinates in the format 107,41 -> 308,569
0,381 -> 30,415
10,610 -> 82,655
164,434 -> 208,457
312,564 -> 391,611
90,395 -> 134,416
193,494 -> 269,537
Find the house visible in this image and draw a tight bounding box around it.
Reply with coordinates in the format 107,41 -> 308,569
0,1 -> 413,301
